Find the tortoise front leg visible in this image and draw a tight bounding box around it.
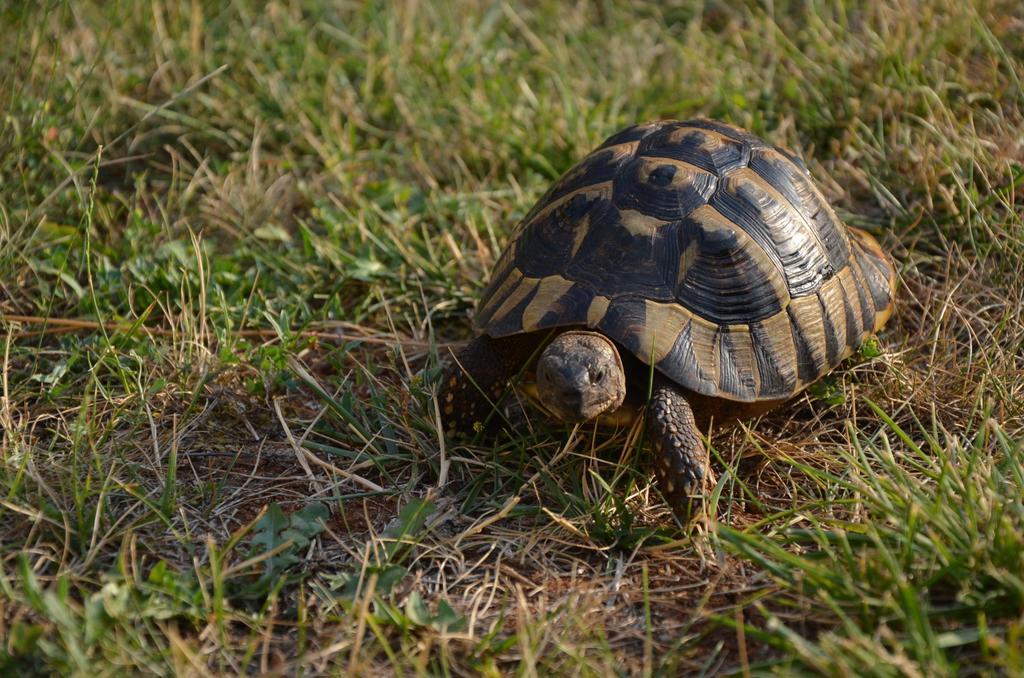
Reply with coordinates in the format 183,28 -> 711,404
646,380 -> 715,521
437,334 -> 538,437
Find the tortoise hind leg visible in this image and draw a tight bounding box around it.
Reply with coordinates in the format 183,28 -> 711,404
438,334 -> 539,437
646,380 -> 715,522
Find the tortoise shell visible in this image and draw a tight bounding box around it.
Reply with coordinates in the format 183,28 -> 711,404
473,119 -> 896,403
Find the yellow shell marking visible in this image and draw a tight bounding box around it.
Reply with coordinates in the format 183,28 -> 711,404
490,275 -> 540,327
638,299 -> 696,364
848,227 -> 897,331
619,209 -> 671,237
586,295 -> 611,328
569,212 -> 591,258
486,246 -> 517,291
835,265 -> 865,345
605,140 -> 641,161
756,305 -> 798,390
665,125 -> 729,150
521,276 -> 575,331
788,294 -> 829,376
845,251 -> 875,318
722,326 -> 760,396
687,314 -> 721,387
476,267 -> 523,321
816,275 -> 848,354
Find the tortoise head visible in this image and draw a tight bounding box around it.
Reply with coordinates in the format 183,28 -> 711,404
535,331 -> 626,423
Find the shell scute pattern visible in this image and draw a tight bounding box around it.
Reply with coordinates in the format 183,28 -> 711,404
475,120 -> 895,402
638,124 -> 750,175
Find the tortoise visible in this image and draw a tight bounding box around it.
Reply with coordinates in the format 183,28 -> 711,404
438,119 -> 896,521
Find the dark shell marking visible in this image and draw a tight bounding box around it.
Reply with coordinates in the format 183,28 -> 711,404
475,119 -> 896,403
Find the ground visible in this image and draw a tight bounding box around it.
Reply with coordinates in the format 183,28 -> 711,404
1,1 -> 1023,675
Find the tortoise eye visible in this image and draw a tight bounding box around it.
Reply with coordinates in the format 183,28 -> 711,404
591,368 -> 605,384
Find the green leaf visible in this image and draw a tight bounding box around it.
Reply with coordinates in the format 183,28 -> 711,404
433,599 -> 467,633
374,564 -> 409,595
326,564 -> 408,601
405,591 -> 431,626
859,336 -> 883,359
808,377 -> 845,406
251,503 -> 328,577
381,499 -> 436,561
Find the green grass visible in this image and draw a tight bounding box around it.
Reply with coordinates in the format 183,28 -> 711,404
1,0 -> 1022,674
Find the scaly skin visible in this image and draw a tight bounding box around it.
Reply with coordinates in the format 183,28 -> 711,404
438,334 -> 540,437
645,379 -> 715,522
